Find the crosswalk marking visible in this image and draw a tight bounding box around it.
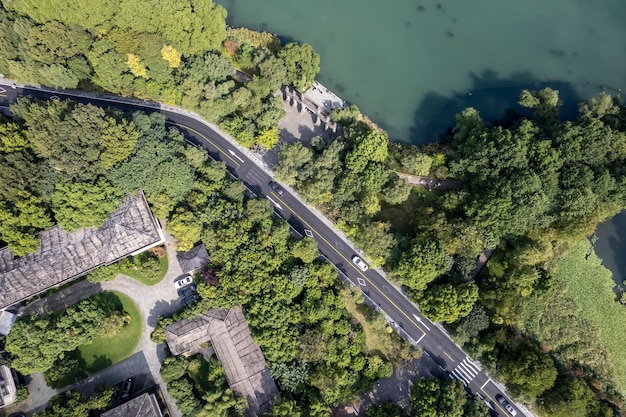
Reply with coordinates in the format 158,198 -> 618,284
451,370 -> 467,386
451,357 -> 481,386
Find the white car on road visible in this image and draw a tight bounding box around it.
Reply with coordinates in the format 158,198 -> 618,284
352,255 -> 369,272
174,274 -> 194,289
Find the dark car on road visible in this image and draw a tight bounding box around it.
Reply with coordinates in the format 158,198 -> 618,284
118,377 -> 135,402
182,293 -> 200,306
178,285 -> 197,298
268,181 -> 284,196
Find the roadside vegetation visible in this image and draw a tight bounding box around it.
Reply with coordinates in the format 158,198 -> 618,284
277,88 -> 626,414
147,133 -> 396,413
0,96 -> 401,413
34,386 -> 116,417
0,0 -> 319,160
1,0 -> 625,414
342,287 -> 422,367
365,376 -> 491,417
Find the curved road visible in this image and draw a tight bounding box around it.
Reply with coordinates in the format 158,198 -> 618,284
0,81 -> 525,417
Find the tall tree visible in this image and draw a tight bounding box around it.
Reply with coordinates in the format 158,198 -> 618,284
278,42 -> 320,92
499,341 -> 557,402
395,241 -> 449,292
52,179 -> 122,231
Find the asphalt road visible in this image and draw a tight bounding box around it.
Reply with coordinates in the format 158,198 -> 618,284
0,81 -> 525,417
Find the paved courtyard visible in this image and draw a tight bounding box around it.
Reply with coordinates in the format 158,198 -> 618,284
262,84 -> 344,168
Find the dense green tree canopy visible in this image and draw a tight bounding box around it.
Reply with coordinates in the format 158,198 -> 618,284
279,42 -> 320,92
449,90 -> 626,245
539,376 -> 613,417
410,377 -> 489,417
395,240 -> 450,292
12,99 -> 141,180
419,282 -> 478,323
52,179 -> 122,231
499,341 -> 558,402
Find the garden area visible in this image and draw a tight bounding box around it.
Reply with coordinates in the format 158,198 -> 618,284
78,293 -> 143,373
87,247 -> 169,286
3,291 -> 143,389
119,248 -> 169,285
43,292 -> 142,388
160,353 -> 246,417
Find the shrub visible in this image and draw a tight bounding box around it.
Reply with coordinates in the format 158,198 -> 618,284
87,263 -> 121,282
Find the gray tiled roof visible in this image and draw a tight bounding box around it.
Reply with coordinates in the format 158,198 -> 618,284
101,393 -> 162,417
0,191 -> 163,310
176,244 -> 209,274
164,307 -> 279,416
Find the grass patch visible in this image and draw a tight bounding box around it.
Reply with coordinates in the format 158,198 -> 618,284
342,288 -> 420,366
376,189 -> 423,235
46,292 -> 142,388
554,240 -> 626,393
121,252 -> 169,286
80,292 -> 142,372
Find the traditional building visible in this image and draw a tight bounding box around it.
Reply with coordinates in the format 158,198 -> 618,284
0,191 -> 164,311
0,364 -> 17,409
0,311 -> 16,336
100,392 -> 164,417
176,244 -> 210,275
165,308 -> 279,416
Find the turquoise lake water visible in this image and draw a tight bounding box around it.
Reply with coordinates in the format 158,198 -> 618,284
219,0 -> 626,144
218,0 -> 626,283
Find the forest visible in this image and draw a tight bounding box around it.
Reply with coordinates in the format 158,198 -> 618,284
0,0 -> 319,154
275,90 -> 626,415
1,0 -> 626,415
0,97 -> 405,416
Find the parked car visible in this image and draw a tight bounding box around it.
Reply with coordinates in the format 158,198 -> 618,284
352,255 -> 369,272
178,285 -> 197,297
9,412 -> 27,417
174,274 -> 193,289
182,294 -> 200,306
496,394 -> 517,416
119,377 -> 135,402
268,181 -> 284,196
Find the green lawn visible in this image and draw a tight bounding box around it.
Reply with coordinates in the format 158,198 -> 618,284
554,240 -> 626,393
45,292 -> 143,388
121,254 -> 169,285
79,292 -> 143,372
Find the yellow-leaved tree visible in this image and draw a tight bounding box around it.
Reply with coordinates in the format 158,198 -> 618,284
126,53 -> 148,78
255,126 -> 279,150
161,45 -> 181,68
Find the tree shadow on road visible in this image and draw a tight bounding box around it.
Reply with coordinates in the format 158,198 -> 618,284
147,299 -> 180,329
